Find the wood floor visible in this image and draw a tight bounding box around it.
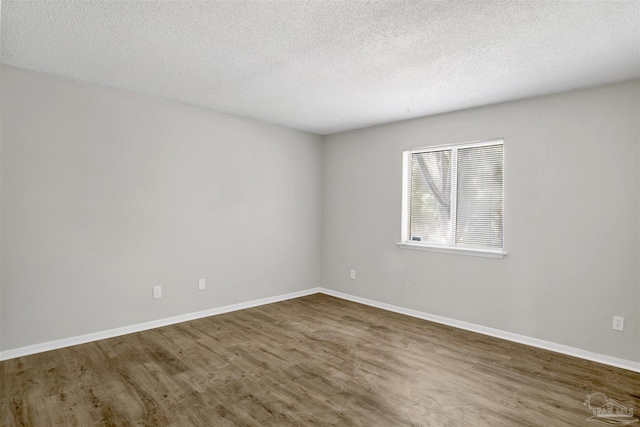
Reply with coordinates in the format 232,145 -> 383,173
1,294 -> 639,426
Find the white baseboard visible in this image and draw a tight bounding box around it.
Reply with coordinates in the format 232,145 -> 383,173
318,288 -> 640,373
2,286 -> 639,373
0,287 -> 322,361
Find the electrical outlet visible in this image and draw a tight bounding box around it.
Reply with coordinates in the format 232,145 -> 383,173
198,278 -> 206,291
153,286 -> 162,299
613,316 -> 624,331
350,269 -> 356,280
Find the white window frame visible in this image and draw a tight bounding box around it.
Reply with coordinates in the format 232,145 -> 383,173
398,138 -> 506,258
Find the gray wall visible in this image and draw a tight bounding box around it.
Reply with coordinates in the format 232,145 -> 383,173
0,65 -> 323,351
0,65 -> 3,352
2,65 -> 638,364
322,81 -> 640,362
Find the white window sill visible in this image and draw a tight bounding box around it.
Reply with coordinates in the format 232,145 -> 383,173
396,242 -> 507,259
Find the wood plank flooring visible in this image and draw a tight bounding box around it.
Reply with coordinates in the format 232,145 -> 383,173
1,294 -> 639,426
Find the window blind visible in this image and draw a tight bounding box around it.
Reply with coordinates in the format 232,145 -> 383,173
408,150 -> 451,245
455,144 -> 503,248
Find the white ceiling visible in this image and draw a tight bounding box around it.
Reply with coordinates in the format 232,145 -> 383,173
1,1 -> 639,135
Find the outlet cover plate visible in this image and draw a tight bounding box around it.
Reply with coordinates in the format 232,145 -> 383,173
613,316 -> 624,331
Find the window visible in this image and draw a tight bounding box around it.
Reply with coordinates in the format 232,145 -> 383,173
399,139 -> 505,258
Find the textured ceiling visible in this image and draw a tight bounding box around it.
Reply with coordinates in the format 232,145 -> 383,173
1,1 -> 639,135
